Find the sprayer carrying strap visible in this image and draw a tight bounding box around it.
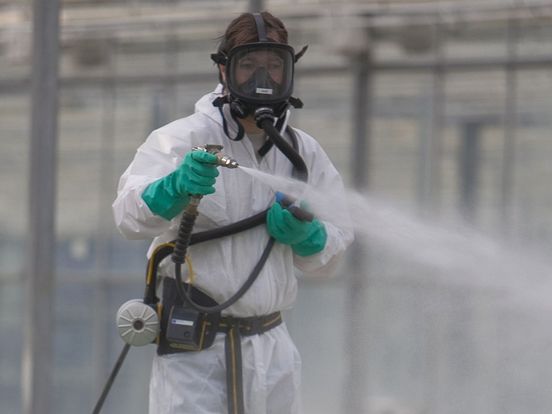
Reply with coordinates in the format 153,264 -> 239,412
219,312 -> 283,414
218,312 -> 282,336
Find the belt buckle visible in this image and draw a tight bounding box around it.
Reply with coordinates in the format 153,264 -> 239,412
245,317 -> 262,334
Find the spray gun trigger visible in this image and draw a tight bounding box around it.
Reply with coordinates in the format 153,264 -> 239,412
275,191 -> 290,207
275,192 -> 314,222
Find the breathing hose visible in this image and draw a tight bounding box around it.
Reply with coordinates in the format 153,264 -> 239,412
255,107 -> 308,181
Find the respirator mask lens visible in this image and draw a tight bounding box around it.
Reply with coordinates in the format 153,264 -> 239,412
227,43 -> 294,105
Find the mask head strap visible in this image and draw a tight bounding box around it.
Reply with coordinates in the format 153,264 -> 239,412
211,52 -> 227,65
295,45 -> 308,62
210,13 -> 269,68
252,12 -> 268,42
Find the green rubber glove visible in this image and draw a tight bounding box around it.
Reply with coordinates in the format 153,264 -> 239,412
142,151 -> 219,220
266,202 -> 327,256
291,220 -> 327,257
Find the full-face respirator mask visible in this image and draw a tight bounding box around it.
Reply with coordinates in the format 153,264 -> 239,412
211,13 -> 307,137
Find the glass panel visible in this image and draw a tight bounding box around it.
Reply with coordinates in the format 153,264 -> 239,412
294,73 -> 352,182
370,72 -> 435,208
442,70 -> 507,229
516,16 -> 552,60
0,282 -> 23,413
0,89 -> 28,414
444,19 -> 508,61
512,70 -> 552,249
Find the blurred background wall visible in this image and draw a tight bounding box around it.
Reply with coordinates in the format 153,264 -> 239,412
2,0 -> 552,413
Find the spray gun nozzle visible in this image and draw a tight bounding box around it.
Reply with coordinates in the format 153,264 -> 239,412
192,144 -> 239,169
216,155 -> 239,169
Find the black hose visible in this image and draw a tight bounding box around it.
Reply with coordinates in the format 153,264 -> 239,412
258,117 -> 308,182
172,204 -> 200,264
189,210 -> 267,245
171,205 -> 272,313
174,238 -> 275,314
92,344 -> 131,414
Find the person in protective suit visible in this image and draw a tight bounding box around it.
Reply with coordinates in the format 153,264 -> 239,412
112,11 -> 354,414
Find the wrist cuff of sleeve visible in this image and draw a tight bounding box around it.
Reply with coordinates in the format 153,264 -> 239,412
141,176 -> 189,221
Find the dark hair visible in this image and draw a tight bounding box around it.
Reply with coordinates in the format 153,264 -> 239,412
217,11 -> 288,55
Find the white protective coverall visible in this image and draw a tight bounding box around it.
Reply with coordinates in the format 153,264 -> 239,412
112,84 -> 354,414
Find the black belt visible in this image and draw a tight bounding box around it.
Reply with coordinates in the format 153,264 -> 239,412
217,312 -> 283,414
